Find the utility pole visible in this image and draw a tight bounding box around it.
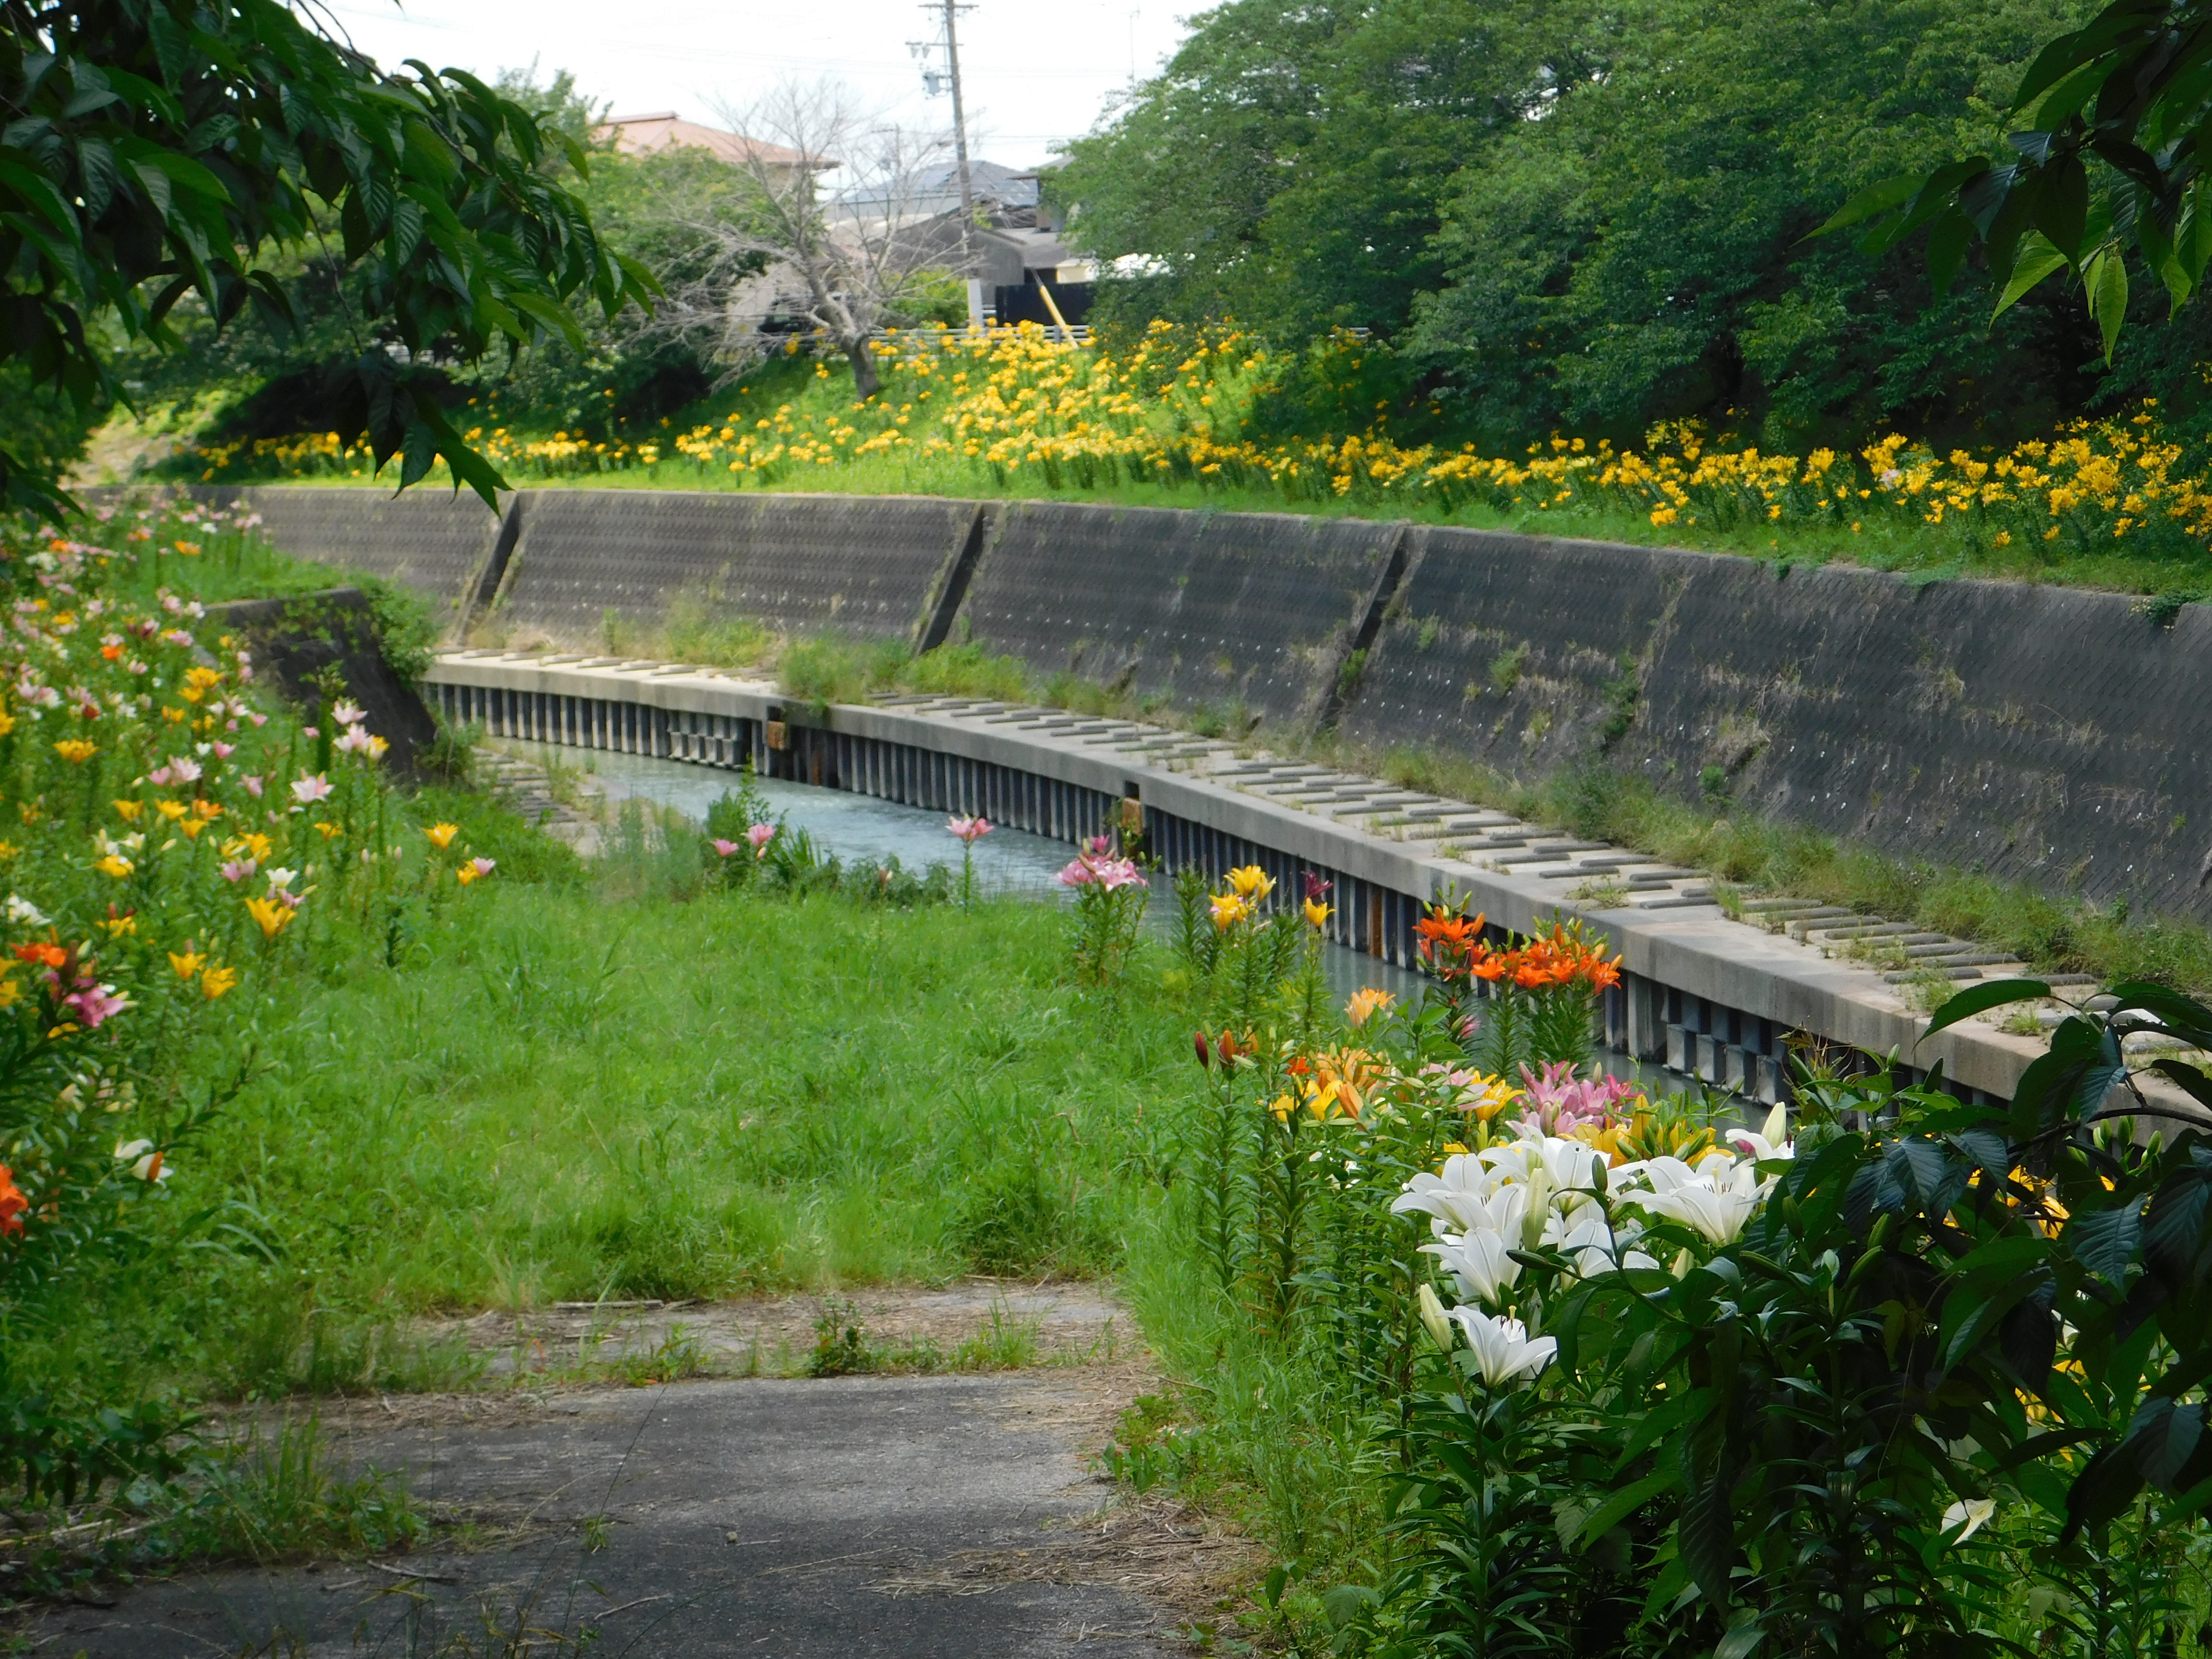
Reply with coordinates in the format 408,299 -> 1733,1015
941,0 -> 976,239
913,0 -> 977,260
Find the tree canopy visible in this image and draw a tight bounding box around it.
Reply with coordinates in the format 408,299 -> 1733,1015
1829,0 -> 2212,365
1053,0 -> 2212,451
0,0 -> 657,510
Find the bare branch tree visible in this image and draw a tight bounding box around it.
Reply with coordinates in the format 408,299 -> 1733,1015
655,80 -> 967,398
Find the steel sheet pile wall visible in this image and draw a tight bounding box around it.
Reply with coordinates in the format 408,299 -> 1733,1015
1347,530 -> 2212,918
486,491 -> 974,649
960,502 -> 1399,731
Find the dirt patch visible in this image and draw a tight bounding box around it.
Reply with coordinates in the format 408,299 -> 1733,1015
874,1485 -> 1264,1627
415,1278 -> 1130,1384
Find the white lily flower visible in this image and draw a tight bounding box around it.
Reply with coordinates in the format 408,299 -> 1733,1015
114,1138 -> 169,1183
1616,1153 -> 1767,1245
1394,1152 -> 1515,1233
1447,1306 -> 1557,1387
4,893 -> 49,927
1940,1497 -> 1996,1544
1482,1127 -> 1612,1204
1426,1226 -> 1525,1307
1725,1103 -> 1795,1163
1548,1211 -> 1637,1279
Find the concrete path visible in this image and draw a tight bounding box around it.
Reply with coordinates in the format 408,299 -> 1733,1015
25,1370 -> 1231,1657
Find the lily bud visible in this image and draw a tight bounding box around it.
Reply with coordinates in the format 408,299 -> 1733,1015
1193,1030 -> 1212,1070
1417,1283 -> 1456,1354
1520,1168 -> 1555,1250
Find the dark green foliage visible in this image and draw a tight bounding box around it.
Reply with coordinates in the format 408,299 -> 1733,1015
1055,0 -> 2189,451
0,2 -> 654,509
1836,0 -> 2212,367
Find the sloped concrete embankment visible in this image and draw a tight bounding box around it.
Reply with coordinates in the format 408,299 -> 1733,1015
120,484 -> 2212,923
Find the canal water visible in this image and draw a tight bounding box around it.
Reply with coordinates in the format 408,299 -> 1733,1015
546,746 -> 1672,1092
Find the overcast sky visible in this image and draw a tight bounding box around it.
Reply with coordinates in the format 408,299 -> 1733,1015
324,0 -> 1192,166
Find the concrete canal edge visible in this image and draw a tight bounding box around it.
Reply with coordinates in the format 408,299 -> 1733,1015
426,648 -> 2093,1113
100,483 -> 2212,926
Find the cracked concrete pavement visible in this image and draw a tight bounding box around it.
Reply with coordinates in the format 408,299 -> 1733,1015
23,1367 -> 1241,1657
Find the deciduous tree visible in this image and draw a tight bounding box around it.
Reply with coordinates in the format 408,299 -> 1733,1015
0,0 -> 655,510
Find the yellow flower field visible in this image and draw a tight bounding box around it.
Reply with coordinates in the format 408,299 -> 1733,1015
175,324 -> 2212,565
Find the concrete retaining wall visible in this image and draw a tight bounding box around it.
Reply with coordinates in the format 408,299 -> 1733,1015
229,486 -> 505,626
1348,528 -> 2212,919
485,491 -> 978,650
957,502 -> 1402,731
122,484 -> 2212,918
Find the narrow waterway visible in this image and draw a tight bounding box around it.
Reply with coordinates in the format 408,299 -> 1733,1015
541,745 -> 1676,1094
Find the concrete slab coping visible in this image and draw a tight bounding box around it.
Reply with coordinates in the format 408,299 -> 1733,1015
1782,911 -> 1864,937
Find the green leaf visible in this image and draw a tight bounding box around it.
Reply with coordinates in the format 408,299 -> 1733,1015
1810,174 -> 1920,238
1922,978 -> 2053,1042
146,5 -> 191,88
1715,1622 -> 1764,1659
1927,209 -> 1974,295
0,156 -> 82,236
2149,1058 -> 2212,1114
1951,1234 -> 2052,1279
2084,243 -> 2129,363
1679,1473 -> 1735,1609
1321,1585 -> 1378,1630
2030,154 -> 2091,260
2130,1395 -> 2205,1491
2105,982 -> 2212,1043
1577,1468 -> 1680,1547
398,420 -> 440,490
2023,60 -> 2107,127
2064,1443 -> 2141,1541
2070,1198 -> 2146,1286
1994,232 -> 2070,319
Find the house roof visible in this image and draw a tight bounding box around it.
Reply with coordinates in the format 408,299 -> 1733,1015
911,159 -> 1040,207
596,113 -> 822,170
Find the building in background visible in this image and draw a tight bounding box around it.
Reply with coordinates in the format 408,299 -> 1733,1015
595,112 -> 825,190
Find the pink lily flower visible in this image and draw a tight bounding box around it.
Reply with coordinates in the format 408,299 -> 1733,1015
63,981 -> 129,1029
947,815 -> 993,845
291,773 -> 333,805
711,839 -> 741,857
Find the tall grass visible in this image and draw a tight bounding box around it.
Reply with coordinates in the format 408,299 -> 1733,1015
25,872 -> 1199,1411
